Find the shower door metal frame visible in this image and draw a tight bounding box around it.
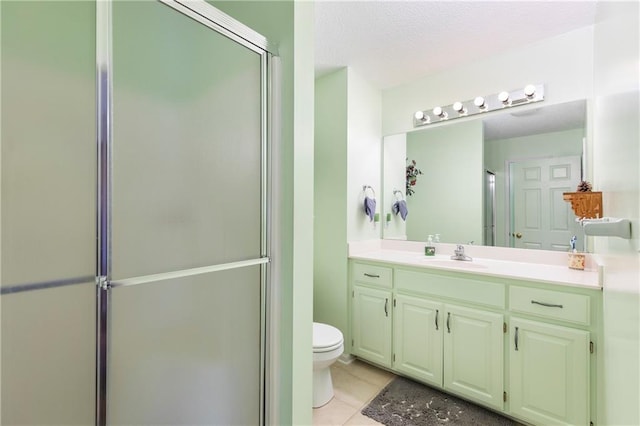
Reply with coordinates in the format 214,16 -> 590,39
95,1 -> 276,425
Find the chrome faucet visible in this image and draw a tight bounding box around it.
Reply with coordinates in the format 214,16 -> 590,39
451,244 -> 473,261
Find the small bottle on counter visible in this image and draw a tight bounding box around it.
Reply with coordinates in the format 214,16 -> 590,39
425,235 -> 436,256
568,235 -> 585,270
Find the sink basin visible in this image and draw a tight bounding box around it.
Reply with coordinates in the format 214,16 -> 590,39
422,259 -> 488,269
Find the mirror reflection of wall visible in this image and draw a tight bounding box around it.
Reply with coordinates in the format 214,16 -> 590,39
406,119 -> 483,245
383,99 -> 586,251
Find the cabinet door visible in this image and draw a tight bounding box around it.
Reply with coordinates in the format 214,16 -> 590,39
509,318 -> 589,426
352,286 -> 392,367
394,295 -> 443,387
444,304 -> 504,410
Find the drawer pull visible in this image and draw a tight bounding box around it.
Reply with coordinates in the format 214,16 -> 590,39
446,312 -> 451,334
384,298 -> 389,317
531,300 -> 563,309
515,326 -> 519,351
364,273 -> 380,278
435,309 -> 439,330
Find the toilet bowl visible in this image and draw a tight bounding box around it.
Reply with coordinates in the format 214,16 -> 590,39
312,322 -> 344,408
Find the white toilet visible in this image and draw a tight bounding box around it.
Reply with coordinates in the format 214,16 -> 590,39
312,322 -> 344,408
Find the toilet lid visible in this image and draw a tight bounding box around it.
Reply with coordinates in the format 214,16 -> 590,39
313,322 -> 343,350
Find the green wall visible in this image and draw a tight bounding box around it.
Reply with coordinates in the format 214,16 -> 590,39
314,69 -> 348,336
592,2 -> 640,425
314,67 -> 382,352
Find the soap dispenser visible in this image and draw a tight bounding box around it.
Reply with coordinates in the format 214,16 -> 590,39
425,235 -> 436,256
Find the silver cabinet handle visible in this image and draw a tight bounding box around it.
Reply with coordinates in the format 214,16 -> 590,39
384,298 -> 388,317
515,326 -> 519,351
364,273 -> 380,278
446,312 -> 451,333
531,300 -> 563,309
435,309 -> 439,331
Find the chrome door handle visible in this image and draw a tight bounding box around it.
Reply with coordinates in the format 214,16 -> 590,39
384,298 -> 388,317
515,326 -> 519,351
446,312 -> 451,333
435,309 -> 439,330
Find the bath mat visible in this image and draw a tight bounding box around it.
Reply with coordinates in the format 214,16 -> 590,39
362,376 -> 521,426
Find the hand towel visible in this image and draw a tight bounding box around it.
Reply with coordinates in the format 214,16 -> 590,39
364,196 -> 376,222
392,200 -> 409,221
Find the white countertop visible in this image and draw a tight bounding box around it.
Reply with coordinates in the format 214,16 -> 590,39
349,240 -> 602,289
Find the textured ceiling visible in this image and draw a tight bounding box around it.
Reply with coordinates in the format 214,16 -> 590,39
315,1 -> 598,90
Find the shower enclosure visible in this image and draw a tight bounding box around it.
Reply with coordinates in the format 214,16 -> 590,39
484,170 -> 496,246
1,1 -> 274,424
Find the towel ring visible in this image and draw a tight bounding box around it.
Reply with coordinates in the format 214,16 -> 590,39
363,185 -> 376,198
393,189 -> 405,201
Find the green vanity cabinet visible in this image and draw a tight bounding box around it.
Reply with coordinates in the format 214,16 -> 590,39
508,286 -> 594,425
393,294 -> 443,387
444,304 -> 504,410
509,318 -> 589,426
393,266 -> 506,408
393,295 -> 504,409
351,263 -> 393,368
348,259 -> 600,426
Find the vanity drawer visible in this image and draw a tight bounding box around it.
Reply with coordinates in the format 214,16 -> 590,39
509,286 -> 590,326
352,263 -> 393,288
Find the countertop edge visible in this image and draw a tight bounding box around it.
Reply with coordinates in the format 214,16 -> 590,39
349,251 -> 602,290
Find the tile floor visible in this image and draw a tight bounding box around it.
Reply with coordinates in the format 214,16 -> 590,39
312,359 -> 395,426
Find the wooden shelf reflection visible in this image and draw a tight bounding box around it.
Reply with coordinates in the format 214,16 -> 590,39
562,192 -> 603,219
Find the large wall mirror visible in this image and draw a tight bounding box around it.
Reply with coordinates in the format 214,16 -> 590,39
383,99 -> 587,252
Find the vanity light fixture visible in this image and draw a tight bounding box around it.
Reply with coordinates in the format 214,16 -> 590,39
412,84 -> 545,128
414,110 -> 429,123
453,101 -> 467,115
474,96 -> 487,110
524,84 -> 536,98
498,91 -> 510,105
433,106 -> 448,119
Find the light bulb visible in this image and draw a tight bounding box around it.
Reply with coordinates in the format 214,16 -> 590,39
433,106 -> 443,117
498,91 -> 510,103
453,101 -> 465,113
474,96 -> 486,108
414,110 -> 425,121
524,84 -> 536,98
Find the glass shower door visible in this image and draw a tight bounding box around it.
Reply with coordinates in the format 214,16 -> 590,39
1,2 -> 97,424
106,2 -> 267,424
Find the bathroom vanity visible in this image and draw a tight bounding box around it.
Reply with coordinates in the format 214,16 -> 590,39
348,240 -> 602,426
